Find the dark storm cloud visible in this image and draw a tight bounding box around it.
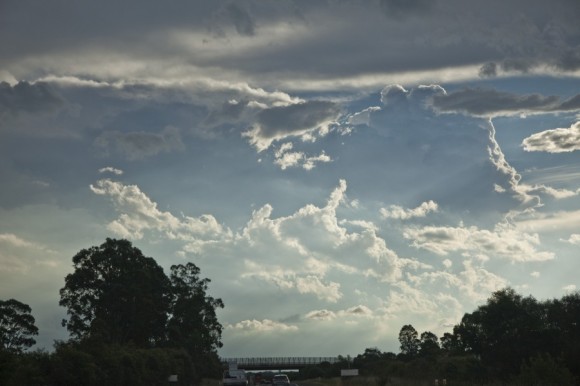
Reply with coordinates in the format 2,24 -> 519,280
379,84 -> 445,108
479,63 -> 498,78
255,101 -> 341,139
3,0 -> 580,86
0,82 -> 63,119
203,99 -> 250,128
224,2 -> 256,36
379,0 -> 433,17
431,88 -> 580,116
556,48 -> 580,71
0,0 -> 218,56
500,58 -> 537,74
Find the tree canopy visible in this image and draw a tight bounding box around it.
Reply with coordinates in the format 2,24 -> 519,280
398,324 -> 419,357
0,299 -> 38,353
59,238 -> 171,347
59,238 -> 224,359
167,262 -> 224,357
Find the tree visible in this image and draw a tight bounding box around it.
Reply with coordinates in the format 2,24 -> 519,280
0,299 -> 39,353
419,331 -> 440,357
166,262 -> 224,377
545,292 -> 580,378
452,288 -> 549,378
398,324 -> 420,357
440,332 -> 463,355
59,238 -> 171,347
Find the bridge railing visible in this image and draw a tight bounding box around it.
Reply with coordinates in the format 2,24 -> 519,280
221,357 -> 339,368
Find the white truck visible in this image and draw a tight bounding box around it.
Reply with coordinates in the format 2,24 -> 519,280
223,369 -> 248,386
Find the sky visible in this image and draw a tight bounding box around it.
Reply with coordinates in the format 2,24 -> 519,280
1,0 -> 580,358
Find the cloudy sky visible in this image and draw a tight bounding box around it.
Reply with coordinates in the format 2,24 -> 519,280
2,0 -> 580,358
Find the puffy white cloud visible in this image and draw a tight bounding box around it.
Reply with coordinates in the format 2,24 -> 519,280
522,121 -> 580,153
380,200 -> 438,220
296,275 -> 342,303
91,176 -> 408,313
403,223 -> 554,262
273,142 -> 332,170
563,284 -> 577,292
98,167 -> 123,175
90,178 -> 230,246
226,319 -> 298,333
235,180 -> 404,283
564,234 -> 580,245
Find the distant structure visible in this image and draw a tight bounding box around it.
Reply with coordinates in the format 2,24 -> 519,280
220,357 -> 339,370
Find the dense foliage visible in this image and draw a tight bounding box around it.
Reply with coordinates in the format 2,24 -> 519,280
59,238 -> 171,346
0,299 -> 39,353
0,238 -> 224,385
295,288 -> 580,385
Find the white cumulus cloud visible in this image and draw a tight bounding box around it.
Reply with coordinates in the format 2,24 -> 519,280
380,200 -> 438,220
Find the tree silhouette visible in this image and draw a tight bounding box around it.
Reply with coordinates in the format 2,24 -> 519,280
0,299 -> 39,353
166,262 -> 224,376
398,324 -> 420,357
59,238 -> 170,346
419,331 -> 440,357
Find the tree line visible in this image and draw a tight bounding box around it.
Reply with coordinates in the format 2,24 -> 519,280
0,238 -> 224,385
296,288 -> 580,385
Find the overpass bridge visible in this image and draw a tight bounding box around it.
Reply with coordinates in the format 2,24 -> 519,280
221,357 -> 340,370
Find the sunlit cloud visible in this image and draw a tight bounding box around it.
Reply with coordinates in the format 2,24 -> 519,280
522,121 -> 580,153
90,178 -> 231,245
98,167 -> 123,175
226,319 -> 298,333
380,200 -> 438,220
403,223 -> 554,262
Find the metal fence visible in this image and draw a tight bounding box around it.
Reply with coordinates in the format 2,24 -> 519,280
221,357 -> 339,369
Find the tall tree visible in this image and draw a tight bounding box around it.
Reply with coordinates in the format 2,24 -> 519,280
0,299 -> 39,353
419,331 -> 440,357
166,263 -> 224,376
398,324 -> 420,357
166,263 -> 224,351
59,238 -> 171,347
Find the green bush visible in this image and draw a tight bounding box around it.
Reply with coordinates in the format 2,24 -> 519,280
516,354 -> 574,386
